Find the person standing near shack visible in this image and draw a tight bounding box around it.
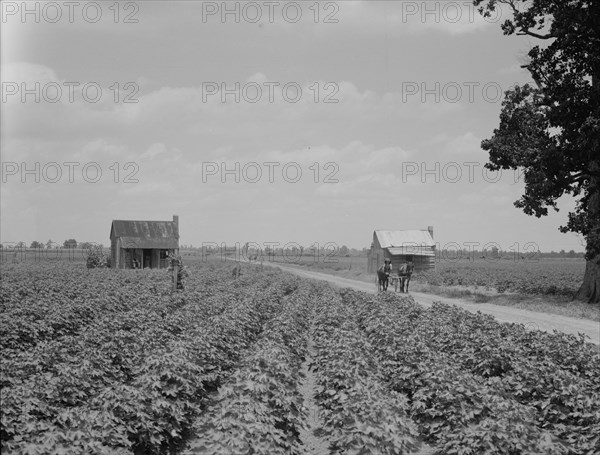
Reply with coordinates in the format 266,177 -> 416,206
167,252 -> 188,290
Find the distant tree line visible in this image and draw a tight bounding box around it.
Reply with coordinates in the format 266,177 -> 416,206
0,241 -> 583,260
0,240 -> 103,250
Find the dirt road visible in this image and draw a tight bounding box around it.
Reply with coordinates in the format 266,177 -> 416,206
254,261 -> 599,346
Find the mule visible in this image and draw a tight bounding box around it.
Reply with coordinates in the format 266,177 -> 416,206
377,266 -> 390,292
397,262 -> 415,293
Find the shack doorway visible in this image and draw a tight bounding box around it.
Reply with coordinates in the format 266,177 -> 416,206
143,249 -> 152,268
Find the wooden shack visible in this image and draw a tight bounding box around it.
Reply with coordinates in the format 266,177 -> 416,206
368,227 -> 435,274
110,215 -> 179,269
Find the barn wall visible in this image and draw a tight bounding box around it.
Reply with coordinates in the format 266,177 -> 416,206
120,240 -> 125,269
111,243 -> 178,270
387,255 -> 434,274
368,248 -> 385,272
388,256 -> 403,274
120,247 -> 137,269
118,239 -> 124,269
368,233 -> 383,272
111,237 -> 118,268
120,246 -> 127,269
369,252 -> 435,274
373,233 -> 381,250
412,255 -> 435,273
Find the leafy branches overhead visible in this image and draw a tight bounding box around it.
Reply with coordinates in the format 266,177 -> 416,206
474,0 -> 600,261
484,84 -> 584,217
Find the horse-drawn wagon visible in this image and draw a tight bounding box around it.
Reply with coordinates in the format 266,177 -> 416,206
369,228 -> 436,293
377,261 -> 414,293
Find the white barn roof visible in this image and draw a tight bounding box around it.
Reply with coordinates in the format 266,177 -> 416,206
375,230 -> 435,248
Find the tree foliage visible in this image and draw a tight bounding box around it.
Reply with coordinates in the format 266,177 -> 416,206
474,0 -> 600,301
85,246 -> 110,269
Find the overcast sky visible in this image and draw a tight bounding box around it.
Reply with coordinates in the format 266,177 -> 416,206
0,1 -> 585,252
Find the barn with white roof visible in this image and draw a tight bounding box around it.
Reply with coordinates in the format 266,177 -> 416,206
367,227 -> 436,274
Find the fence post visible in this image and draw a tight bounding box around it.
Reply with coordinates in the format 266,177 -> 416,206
172,264 -> 178,291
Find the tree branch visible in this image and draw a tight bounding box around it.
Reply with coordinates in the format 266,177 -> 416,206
517,31 -> 556,39
501,0 -> 555,40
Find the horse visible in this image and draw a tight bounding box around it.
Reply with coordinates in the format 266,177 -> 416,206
377,264 -> 391,292
397,262 -> 415,293
377,269 -> 389,291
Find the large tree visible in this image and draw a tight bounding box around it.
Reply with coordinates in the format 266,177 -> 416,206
475,0 -> 600,303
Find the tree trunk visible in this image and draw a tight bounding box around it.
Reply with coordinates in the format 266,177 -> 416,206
575,165 -> 600,304
575,255 -> 600,303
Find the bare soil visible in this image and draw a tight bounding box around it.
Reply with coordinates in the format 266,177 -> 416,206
297,336 -> 331,455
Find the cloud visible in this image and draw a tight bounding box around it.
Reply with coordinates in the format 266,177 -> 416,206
1,68 -> 484,159
1,61 -> 59,85
140,142 -> 168,160
75,139 -> 130,160
443,132 -> 484,156
335,1 -> 501,36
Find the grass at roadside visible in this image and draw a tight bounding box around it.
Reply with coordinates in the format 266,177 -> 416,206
410,283 -> 600,322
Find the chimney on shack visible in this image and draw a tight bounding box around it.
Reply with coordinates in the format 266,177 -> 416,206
173,215 -> 179,239
427,226 -> 434,239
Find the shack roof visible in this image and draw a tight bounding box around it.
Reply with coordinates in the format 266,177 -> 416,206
110,219 -> 179,249
374,230 -> 435,248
